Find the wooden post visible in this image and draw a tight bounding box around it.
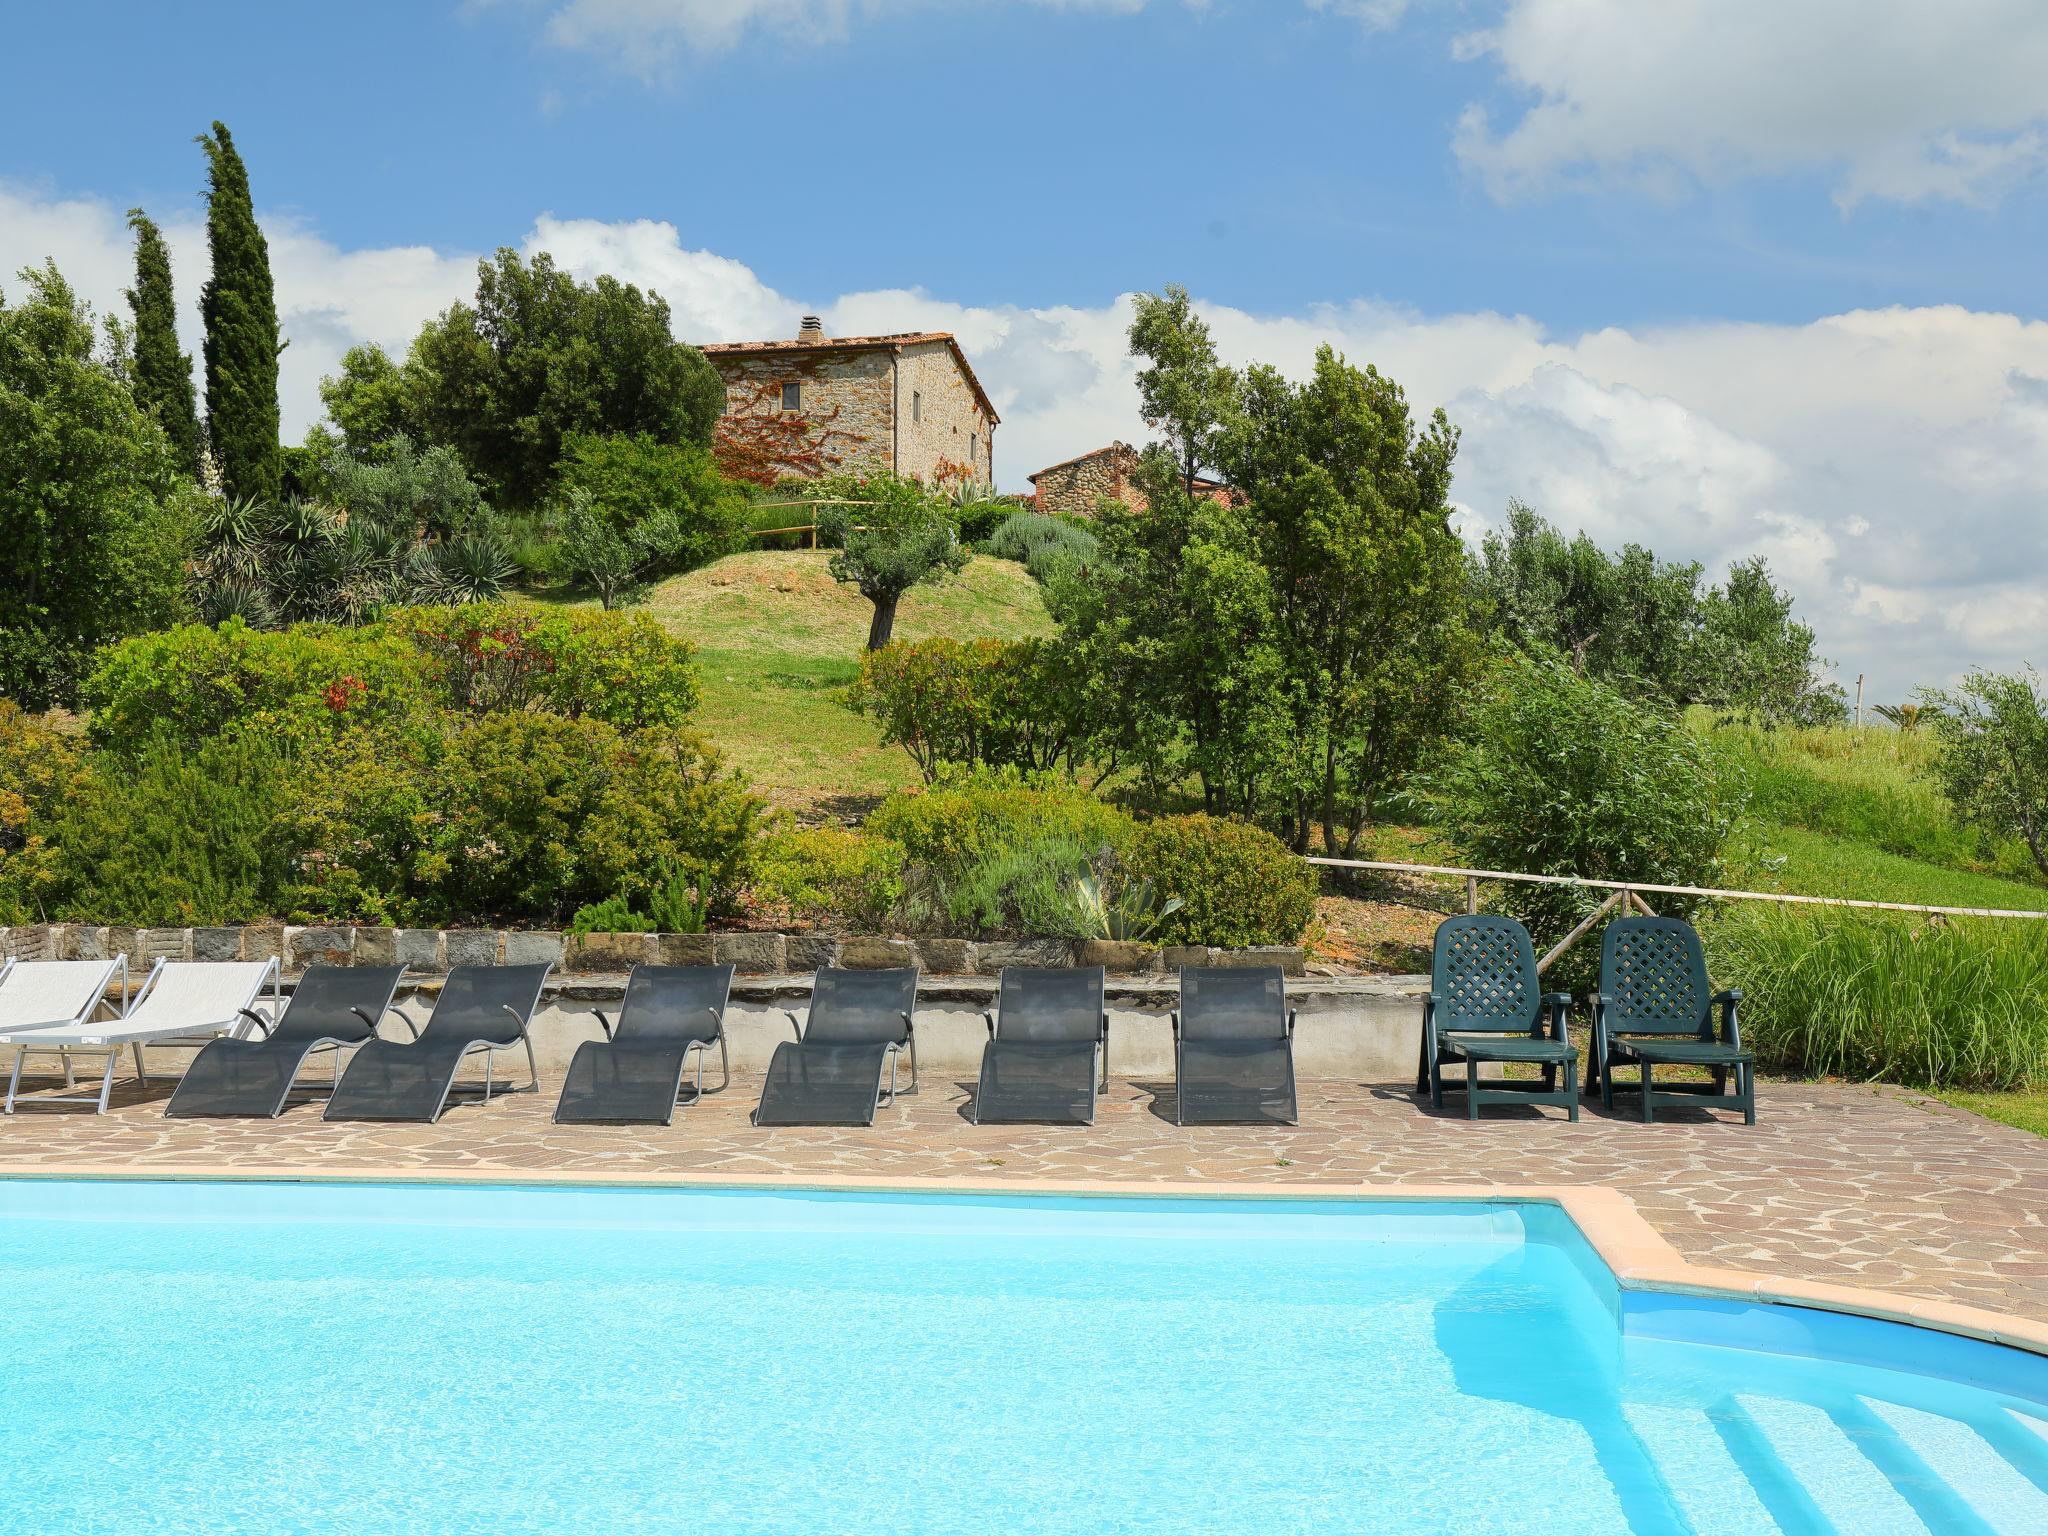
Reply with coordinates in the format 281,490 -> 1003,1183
1855,673 -> 1864,726
1538,888 -> 1627,974
1464,876 -> 1479,915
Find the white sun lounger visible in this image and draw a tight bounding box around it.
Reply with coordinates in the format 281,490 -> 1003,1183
0,958 -> 281,1114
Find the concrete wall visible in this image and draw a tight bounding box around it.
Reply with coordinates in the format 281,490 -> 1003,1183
523,975 -> 1427,1084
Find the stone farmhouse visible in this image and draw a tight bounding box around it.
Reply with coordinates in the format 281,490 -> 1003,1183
701,317 -> 999,487
1029,442 -> 1234,516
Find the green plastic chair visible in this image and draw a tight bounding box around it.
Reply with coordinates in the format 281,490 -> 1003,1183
1416,915 -> 1578,1121
1589,916 -> 1755,1125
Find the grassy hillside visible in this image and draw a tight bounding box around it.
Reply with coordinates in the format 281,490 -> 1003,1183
633,550 -> 1053,810
1705,716 -> 2048,912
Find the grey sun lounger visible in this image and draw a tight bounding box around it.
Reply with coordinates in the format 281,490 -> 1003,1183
751,966 -> 918,1127
554,964 -> 734,1125
165,964 -> 409,1118
324,964 -> 552,1123
1171,965 -> 1298,1125
972,966 -> 1108,1125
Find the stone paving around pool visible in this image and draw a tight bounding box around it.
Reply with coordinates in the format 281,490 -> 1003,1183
1,1074 -> 2043,1321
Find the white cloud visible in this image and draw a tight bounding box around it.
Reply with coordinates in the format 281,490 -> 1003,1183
1449,0 -> 2048,206
6,182 -> 2046,695
506,0 -> 1156,70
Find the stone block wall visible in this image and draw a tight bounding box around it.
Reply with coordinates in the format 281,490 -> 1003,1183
894,339 -> 996,485
1031,443 -> 1141,516
0,924 -> 1306,980
710,350 -> 894,479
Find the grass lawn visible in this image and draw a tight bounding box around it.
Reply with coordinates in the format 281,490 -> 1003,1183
629,550 -> 1052,812
1938,1091 -> 2048,1137
1728,820 -> 2048,912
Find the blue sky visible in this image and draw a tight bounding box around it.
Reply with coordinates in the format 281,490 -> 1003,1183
7,0 -> 2041,328
5,0 -> 2048,696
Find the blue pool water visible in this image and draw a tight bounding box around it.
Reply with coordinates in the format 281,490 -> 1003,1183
1,1181 -> 2044,1535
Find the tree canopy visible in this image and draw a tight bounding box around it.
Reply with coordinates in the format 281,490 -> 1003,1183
198,121 -> 282,504
811,473 -> 969,649
1470,500 -> 1843,724
319,249 -> 726,507
124,209 -> 203,480
0,263 -> 197,706
1923,667 -> 2048,880
1056,324 -> 1481,853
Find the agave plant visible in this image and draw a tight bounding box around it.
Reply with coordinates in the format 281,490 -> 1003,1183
1072,873 -> 1184,942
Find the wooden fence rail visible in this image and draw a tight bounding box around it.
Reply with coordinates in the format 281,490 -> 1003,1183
1302,855 -> 2048,973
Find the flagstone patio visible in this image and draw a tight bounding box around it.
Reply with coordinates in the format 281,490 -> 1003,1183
2,1075 -> 2043,1321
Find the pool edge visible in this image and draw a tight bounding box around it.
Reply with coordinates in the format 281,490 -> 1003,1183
0,1160 -> 2040,1361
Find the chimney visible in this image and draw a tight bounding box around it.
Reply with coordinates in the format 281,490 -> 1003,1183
797,315 -> 826,344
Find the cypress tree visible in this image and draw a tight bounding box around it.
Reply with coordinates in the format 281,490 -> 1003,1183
124,208 -> 204,480
197,121 -> 281,503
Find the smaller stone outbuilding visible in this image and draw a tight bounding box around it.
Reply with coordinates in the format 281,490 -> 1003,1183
1029,443 -> 1233,516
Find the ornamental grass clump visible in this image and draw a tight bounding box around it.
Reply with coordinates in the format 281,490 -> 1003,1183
1708,907 -> 2048,1090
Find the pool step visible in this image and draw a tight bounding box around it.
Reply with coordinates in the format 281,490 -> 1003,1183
1864,1399 -> 2048,1536
1626,1391 -> 2048,1535
1736,1396 -> 1936,1534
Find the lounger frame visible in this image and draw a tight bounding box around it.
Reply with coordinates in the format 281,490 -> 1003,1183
750,968 -> 919,1127
1170,966 -> 1299,1126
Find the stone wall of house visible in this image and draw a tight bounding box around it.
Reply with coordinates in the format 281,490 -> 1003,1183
893,339 -> 996,486
710,350 -> 895,480
1032,444 -> 1143,516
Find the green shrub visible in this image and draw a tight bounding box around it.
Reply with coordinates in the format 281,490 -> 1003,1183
389,604 -> 701,732
982,510 -> 1099,586
278,717 -> 761,925
751,826 -> 905,931
83,618 -> 428,753
1431,654 -> 1742,985
848,637 -> 1085,780
555,432 -> 746,580
567,895 -> 656,935
270,726 -> 441,925
865,768 -> 1135,884
0,703 -> 83,923
53,731 -> 293,925
1708,907 -> 2048,1090
1123,813 -> 1317,947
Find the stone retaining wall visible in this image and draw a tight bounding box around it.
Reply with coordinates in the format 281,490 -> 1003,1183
0,925 -> 1307,979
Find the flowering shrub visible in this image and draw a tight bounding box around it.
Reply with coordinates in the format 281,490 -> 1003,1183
83,618 -> 428,752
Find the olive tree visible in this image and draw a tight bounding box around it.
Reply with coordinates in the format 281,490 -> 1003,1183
1923,667 -> 2048,879
812,473 -> 968,649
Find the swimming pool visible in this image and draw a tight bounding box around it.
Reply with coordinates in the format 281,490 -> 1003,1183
1,1179 -> 2042,1535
